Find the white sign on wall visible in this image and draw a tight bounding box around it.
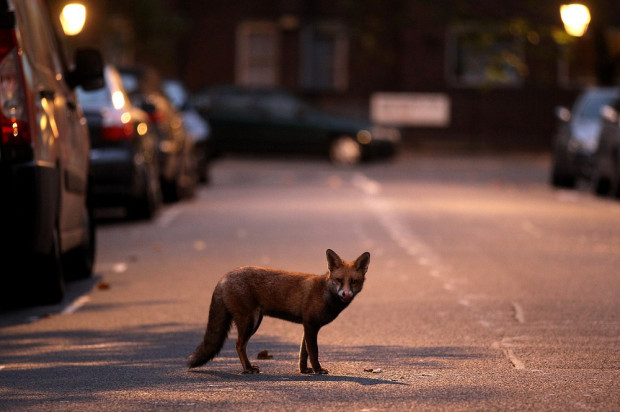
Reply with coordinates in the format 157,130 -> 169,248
371,93 -> 451,127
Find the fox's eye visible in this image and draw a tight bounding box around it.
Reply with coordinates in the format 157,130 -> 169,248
334,278 -> 343,284
350,279 -> 357,286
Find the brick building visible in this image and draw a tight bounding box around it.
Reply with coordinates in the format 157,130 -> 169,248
60,0 -> 620,150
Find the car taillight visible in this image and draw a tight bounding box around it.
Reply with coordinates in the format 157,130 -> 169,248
148,109 -> 165,124
101,123 -> 134,141
0,29 -> 30,146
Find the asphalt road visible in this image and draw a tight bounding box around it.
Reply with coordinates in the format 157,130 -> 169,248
1,151 -> 619,411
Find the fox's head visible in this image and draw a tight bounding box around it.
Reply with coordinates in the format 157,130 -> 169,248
326,249 -> 370,304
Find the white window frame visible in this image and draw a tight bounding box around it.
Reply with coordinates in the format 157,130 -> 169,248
446,24 -> 526,88
300,22 -> 349,92
236,21 -> 280,87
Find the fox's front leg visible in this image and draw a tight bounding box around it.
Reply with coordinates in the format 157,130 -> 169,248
298,333 -> 310,373
299,326 -> 328,374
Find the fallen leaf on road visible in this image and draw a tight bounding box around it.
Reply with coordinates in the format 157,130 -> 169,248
97,281 -> 110,290
257,350 -> 273,359
193,240 -> 206,251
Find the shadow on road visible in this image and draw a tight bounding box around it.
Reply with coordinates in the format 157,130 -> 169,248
189,368 -> 408,386
1,310 -> 499,410
0,275 -> 102,328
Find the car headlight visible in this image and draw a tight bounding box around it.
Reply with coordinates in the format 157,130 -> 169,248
370,126 -> 401,143
580,137 -> 598,153
356,130 -> 372,144
568,136 -> 597,154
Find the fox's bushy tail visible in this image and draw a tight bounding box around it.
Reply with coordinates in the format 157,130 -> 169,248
187,286 -> 232,368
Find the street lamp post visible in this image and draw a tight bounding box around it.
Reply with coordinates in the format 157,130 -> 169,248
560,3 -> 591,37
60,3 -> 87,36
558,3 -> 591,87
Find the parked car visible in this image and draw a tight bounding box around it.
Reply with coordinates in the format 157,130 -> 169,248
591,99 -> 620,198
193,86 -> 400,165
163,79 -> 212,183
119,66 -> 197,201
550,87 -> 620,188
0,0 -> 103,306
76,66 -> 162,219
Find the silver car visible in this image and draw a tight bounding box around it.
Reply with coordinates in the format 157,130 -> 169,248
0,0 -> 103,306
550,88 -> 620,188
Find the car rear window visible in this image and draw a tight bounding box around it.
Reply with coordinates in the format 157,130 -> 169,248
76,86 -> 110,110
578,91 -> 620,119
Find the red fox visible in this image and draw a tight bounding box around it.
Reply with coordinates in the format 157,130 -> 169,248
187,249 -> 370,374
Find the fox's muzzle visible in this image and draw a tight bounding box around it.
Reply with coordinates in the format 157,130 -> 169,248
339,290 -> 354,302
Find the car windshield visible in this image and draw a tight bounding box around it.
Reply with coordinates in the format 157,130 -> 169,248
258,92 -> 308,118
76,86 -> 110,110
120,73 -> 139,95
577,91 -> 619,120
163,80 -> 187,108
208,89 -> 254,111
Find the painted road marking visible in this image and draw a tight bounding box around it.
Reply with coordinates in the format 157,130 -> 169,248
512,302 -> 526,323
61,296 -> 91,315
353,172 -> 529,371
157,206 -> 183,228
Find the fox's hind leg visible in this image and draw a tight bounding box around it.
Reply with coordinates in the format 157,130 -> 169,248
298,333 -> 311,373
234,310 -> 262,374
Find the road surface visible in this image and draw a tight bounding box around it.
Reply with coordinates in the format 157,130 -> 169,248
1,152 -> 619,410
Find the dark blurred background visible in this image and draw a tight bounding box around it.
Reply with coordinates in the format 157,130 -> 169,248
50,0 -> 620,151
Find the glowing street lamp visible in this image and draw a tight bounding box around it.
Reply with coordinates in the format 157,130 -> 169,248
560,4 -> 591,37
60,3 -> 87,36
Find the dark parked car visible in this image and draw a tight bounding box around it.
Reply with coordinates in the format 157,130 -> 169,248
194,86 -> 400,164
119,66 -> 197,201
0,0 -> 103,305
550,87 -> 620,188
77,66 -> 162,219
591,99 -> 620,198
163,79 -> 212,183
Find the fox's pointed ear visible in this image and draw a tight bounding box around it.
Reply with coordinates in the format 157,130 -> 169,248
326,249 -> 343,271
354,252 -> 370,275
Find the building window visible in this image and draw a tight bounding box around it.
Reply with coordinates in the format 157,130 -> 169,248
236,22 -> 279,87
301,23 -> 348,92
447,25 -> 526,87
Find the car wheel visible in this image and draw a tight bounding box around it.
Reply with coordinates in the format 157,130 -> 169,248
161,177 -> 180,203
592,171 -> 610,195
611,158 -> 620,199
550,160 -> 576,188
64,202 -> 96,280
329,136 -> 361,165
129,163 -> 162,220
591,159 -> 611,196
198,156 -> 210,184
33,226 -> 65,305
179,150 -> 198,199
550,171 -> 576,188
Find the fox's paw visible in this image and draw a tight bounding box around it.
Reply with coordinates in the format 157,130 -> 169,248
242,365 -> 260,374
300,367 -> 328,375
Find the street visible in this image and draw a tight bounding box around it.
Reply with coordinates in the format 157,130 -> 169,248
1,151 -> 619,411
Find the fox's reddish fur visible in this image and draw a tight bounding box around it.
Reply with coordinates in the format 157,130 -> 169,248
187,249 -> 370,374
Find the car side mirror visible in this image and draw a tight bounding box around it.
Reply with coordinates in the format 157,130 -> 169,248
555,106 -> 571,122
67,48 -> 104,91
600,105 -> 619,124
192,95 -> 212,113
295,106 -> 307,118
140,101 -> 157,114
